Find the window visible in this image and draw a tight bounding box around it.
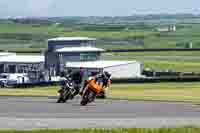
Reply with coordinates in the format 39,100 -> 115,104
0,64 -> 4,73
18,65 -> 29,73
80,41 -> 94,47
8,65 -> 16,73
80,53 -> 98,61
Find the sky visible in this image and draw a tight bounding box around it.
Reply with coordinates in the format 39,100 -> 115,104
0,0 -> 199,18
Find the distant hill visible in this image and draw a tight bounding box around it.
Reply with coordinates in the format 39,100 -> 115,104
2,13 -> 200,25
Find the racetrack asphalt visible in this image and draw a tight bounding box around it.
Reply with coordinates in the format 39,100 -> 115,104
1,96 -> 200,129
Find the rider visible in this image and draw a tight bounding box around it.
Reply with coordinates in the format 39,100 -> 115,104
58,68 -> 84,96
80,71 -> 112,96
95,71 -> 112,91
59,71 -> 67,89
69,67 -> 85,99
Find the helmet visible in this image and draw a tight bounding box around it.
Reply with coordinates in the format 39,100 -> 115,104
80,66 -> 84,73
67,69 -> 72,74
60,71 -> 65,77
103,71 -> 111,79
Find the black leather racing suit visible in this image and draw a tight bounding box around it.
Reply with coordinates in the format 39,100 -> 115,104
69,71 -> 83,97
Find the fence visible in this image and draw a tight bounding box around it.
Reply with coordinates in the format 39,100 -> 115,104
9,76 -> 200,88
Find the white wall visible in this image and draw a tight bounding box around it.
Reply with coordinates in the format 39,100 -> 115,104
104,62 -> 142,78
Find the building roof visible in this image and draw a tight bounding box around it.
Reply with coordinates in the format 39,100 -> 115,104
0,55 -> 44,63
48,37 -> 96,42
0,52 -> 16,56
65,60 -> 137,69
56,47 -> 105,53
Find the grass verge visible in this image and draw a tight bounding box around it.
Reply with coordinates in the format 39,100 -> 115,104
0,86 -> 58,97
0,128 -> 200,133
108,83 -> 200,103
1,82 -> 200,103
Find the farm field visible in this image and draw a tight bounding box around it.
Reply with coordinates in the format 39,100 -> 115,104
1,20 -> 200,51
1,18 -> 200,72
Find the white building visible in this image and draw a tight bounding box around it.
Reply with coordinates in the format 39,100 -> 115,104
66,60 -> 142,78
0,52 -> 16,57
0,54 -> 45,81
45,37 -> 143,78
0,37 -> 143,80
156,25 -> 176,32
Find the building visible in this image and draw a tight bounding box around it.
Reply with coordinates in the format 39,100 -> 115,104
66,60 -> 142,78
0,52 -> 16,57
0,37 -> 143,81
156,25 -> 176,32
0,54 -> 45,81
45,37 -> 143,78
45,37 -> 104,76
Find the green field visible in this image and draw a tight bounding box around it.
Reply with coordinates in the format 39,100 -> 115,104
1,20 -> 200,72
0,128 -> 199,133
142,60 -> 200,72
2,82 -> 200,103
0,22 -> 152,50
103,52 -> 200,72
113,51 -> 200,57
109,83 -> 200,103
1,20 -> 200,51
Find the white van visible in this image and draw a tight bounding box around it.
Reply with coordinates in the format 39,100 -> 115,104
0,73 -> 30,86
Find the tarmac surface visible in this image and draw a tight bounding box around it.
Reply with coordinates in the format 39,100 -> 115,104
1,96 -> 200,129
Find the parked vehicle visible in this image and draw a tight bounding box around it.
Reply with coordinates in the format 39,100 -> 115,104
0,74 -> 8,87
0,73 -> 30,87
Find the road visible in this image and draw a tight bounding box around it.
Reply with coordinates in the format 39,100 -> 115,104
0,96 -> 200,129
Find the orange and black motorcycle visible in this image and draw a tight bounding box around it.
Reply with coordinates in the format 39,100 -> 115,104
80,77 -> 111,106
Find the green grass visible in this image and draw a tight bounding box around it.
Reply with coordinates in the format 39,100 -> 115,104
109,83 -> 200,103
2,82 -> 200,103
103,53 -> 200,72
1,22 -> 200,50
113,51 -> 200,57
2,22 -> 200,72
0,128 -> 200,133
0,23 -> 154,50
0,86 -> 58,97
0,23 -> 64,34
0,23 -> 151,37
142,60 -> 200,72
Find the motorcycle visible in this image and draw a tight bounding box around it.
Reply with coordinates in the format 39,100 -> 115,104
57,77 -> 76,103
80,79 -> 107,106
80,87 -> 96,106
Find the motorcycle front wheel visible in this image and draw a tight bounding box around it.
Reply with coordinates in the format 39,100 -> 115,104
80,89 -> 90,106
57,95 -> 65,103
57,89 -> 70,103
80,89 -> 96,106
